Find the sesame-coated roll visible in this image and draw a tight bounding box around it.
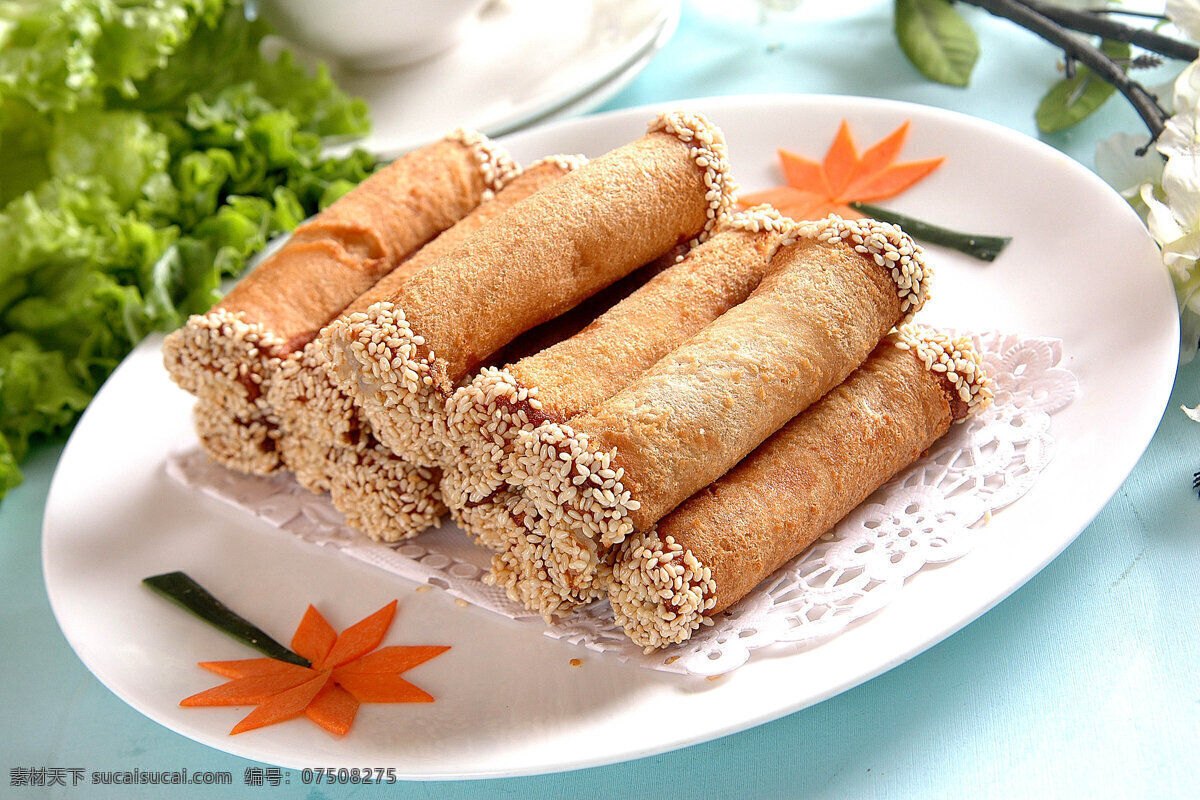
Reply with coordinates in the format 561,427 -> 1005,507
322,254 -> 669,541
503,216 -> 932,616
317,111 -> 737,469
442,251 -> 685,547
442,207 -> 794,540
327,444 -> 445,543
451,489 -> 525,552
268,156 -> 586,497
162,129 -> 519,475
190,398 -> 279,477
609,327 -> 992,650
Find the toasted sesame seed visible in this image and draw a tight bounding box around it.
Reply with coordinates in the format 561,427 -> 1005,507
799,216 -> 932,322
443,128 -> 521,200
532,153 -> 589,173
647,110 -> 737,246
608,531 -> 716,649
894,325 -> 993,414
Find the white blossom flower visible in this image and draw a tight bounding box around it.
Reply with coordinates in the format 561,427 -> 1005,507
1095,131 -> 1164,219
1142,59 -> 1200,363
1167,0 -> 1200,44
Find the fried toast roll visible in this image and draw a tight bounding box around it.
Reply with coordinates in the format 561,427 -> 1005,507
608,327 -> 992,650
162,130 -> 519,474
268,156 -> 585,496
190,398 -> 279,477
442,208 -> 794,546
441,251 -> 685,548
322,254 -> 670,541
330,250 -> 672,542
501,216 -> 932,616
317,111 -> 737,468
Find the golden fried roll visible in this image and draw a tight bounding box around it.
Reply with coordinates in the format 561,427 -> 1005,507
327,445 -> 445,543
444,249 -> 686,548
318,111 -> 737,469
162,129 -> 518,474
442,207 -> 794,544
609,327 -> 992,650
503,215 -> 932,616
268,156 -> 586,497
329,251 -> 668,542
321,256 -> 667,542
190,398 -> 280,477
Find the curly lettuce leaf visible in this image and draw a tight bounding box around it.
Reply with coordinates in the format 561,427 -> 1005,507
0,332 -> 95,487
0,0 -> 375,501
0,0 -> 226,112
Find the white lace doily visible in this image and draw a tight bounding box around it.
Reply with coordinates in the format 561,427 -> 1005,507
167,331 -> 1077,676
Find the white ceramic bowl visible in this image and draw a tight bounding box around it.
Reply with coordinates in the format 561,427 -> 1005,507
258,0 -> 491,71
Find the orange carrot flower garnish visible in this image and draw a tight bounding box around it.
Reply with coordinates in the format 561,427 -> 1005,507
740,120 -> 945,221
181,600 -> 449,735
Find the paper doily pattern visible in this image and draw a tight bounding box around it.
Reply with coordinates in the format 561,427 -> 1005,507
167,331 -> 1077,676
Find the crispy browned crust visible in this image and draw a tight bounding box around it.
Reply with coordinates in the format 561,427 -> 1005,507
318,113 -> 735,468
672,340 -> 952,612
215,136 -> 496,350
339,158 -> 576,321
490,250 -> 683,371
398,130 -> 722,390
609,233 -> 906,531
513,226 -> 780,418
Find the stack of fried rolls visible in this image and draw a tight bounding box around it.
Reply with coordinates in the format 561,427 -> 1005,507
163,110 -> 995,654
608,326 -> 993,650
446,207 -> 801,613
441,206 -> 791,522
316,110 -> 737,470
162,129 -> 519,475
501,215 -> 933,618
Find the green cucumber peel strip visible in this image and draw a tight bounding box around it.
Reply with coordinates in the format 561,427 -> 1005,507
143,571 -> 310,667
850,202 -> 1012,262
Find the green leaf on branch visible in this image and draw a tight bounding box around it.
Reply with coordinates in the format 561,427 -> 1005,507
1036,39 -> 1131,133
895,0 -> 980,87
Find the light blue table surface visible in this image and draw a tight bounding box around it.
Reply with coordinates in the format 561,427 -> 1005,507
4,3 -> 1199,798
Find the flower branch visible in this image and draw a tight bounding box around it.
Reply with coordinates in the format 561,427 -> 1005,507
960,0 -> 1173,141
1024,0 -> 1198,62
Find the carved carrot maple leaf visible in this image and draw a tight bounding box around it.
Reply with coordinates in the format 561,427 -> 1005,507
181,600 -> 449,735
740,120 -> 945,221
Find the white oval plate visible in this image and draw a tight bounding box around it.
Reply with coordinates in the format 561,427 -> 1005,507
43,95 -> 1178,778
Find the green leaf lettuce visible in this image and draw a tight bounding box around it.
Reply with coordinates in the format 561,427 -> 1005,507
0,0 -> 376,500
